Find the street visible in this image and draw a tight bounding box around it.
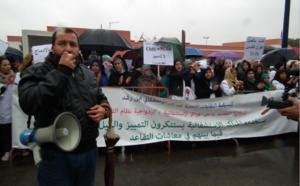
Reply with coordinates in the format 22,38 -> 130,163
0,132 -> 299,186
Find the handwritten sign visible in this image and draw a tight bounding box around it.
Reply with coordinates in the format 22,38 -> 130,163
244,36 -> 266,61
197,58 -> 208,69
143,42 -> 173,65
32,44 -> 51,63
11,87 -> 298,148
0,39 -> 8,56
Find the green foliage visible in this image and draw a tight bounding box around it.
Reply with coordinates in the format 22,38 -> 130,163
288,38 -> 299,47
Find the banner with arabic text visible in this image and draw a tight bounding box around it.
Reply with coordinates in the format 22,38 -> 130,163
12,86 -> 298,148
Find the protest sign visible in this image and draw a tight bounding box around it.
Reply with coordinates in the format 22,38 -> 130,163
0,39 -> 8,55
32,44 -> 51,63
143,42 -> 173,66
244,36 -> 266,61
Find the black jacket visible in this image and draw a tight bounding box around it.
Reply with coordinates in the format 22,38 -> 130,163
196,69 -> 222,99
18,53 -> 109,153
168,66 -> 191,97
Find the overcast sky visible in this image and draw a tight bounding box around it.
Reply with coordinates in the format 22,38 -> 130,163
1,0 -> 299,45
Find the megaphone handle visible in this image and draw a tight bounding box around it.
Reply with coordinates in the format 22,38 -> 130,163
100,103 -> 112,128
27,128 -> 38,144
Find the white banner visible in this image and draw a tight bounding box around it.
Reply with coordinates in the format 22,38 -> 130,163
32,44 -> 51,63
244,36 -> 266,61
12,86 -> 298,148
143,42 -> 173,65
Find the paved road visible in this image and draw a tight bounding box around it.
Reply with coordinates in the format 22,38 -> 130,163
0,132 -> 299,186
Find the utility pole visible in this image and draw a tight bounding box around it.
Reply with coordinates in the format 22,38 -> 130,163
203,37 -> 209,45
281,0 -> 290,48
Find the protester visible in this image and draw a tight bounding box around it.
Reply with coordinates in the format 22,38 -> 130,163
214,56 -> 226,83
271,69 -> 294,90
0,56 -> 15,161
108,55 -> 133,87
136,64 -> 162,96
196,67 -> 221,99
14,52 -> 34,157
15,52 -> 34,84
152,65 -> 171,98
102,54 -> 113,78
89,59 -> 102,85
269,61 -> 285,81
261,73 -> 276,91
243,69 -> 264,93
237,59 -> 251,81
184,59 -> 198,95
18,28 -> 110,185
220,67 -> 243,96
168,60 -> 195,100
252,63 -> 265,82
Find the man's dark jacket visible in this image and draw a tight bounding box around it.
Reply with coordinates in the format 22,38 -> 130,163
18,53 -> 109,153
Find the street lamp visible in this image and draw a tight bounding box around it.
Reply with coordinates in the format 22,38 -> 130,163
109,21 -> 119,29
203,37 -> 209,45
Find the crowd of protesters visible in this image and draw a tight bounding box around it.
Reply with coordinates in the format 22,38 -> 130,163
81,51 -> 299,100
0,47 -> 299,162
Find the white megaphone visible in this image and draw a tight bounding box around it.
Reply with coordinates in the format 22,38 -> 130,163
19,112 -> 81,165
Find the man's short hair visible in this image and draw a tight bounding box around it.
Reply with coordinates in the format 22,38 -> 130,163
51,28 -> 79,46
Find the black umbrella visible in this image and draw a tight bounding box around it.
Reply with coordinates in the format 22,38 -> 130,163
263,45 -> 277,54
5,46 -> 23,62
260,48 -> 296,68
79,29 -> 132,57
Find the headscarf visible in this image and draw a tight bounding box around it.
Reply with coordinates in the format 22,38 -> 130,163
261,73 -> 273,90
224,67 -> 237,88
89,59 -> 102,72
245,69 -> 256,83
272,69 -> 289,86
142,64 -> 151,74
113,55 -> 128,74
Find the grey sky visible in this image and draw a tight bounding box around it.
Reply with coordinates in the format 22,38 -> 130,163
1,0 -> 299,45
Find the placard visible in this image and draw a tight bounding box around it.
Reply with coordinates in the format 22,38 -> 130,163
143,42 -> 173,66
244,36 -> 266,61
32,44 -> 51,63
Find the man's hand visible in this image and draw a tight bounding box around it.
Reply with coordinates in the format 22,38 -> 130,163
87,105 -> 106,123
59,52 -> 76,70
278,97 -> 300,121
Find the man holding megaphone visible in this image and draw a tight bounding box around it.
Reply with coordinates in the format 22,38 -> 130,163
18,28 -> 110,186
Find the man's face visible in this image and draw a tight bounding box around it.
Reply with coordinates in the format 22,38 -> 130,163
51,32 -> 79,58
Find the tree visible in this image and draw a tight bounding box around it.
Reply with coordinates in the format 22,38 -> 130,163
288,38 -> 299,47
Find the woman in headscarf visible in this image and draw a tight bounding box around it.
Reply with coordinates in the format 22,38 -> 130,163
220,67 -> 243,96
271,69 -> 294,90
237,60 -> 251,81
261,73 -> 276,91
108,55 -> 133,87
136,64 -> 162,96
243,69 -> 264,93
196,67 -> 221,99
168,60 -> 195,100
89,59 -> 102,86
